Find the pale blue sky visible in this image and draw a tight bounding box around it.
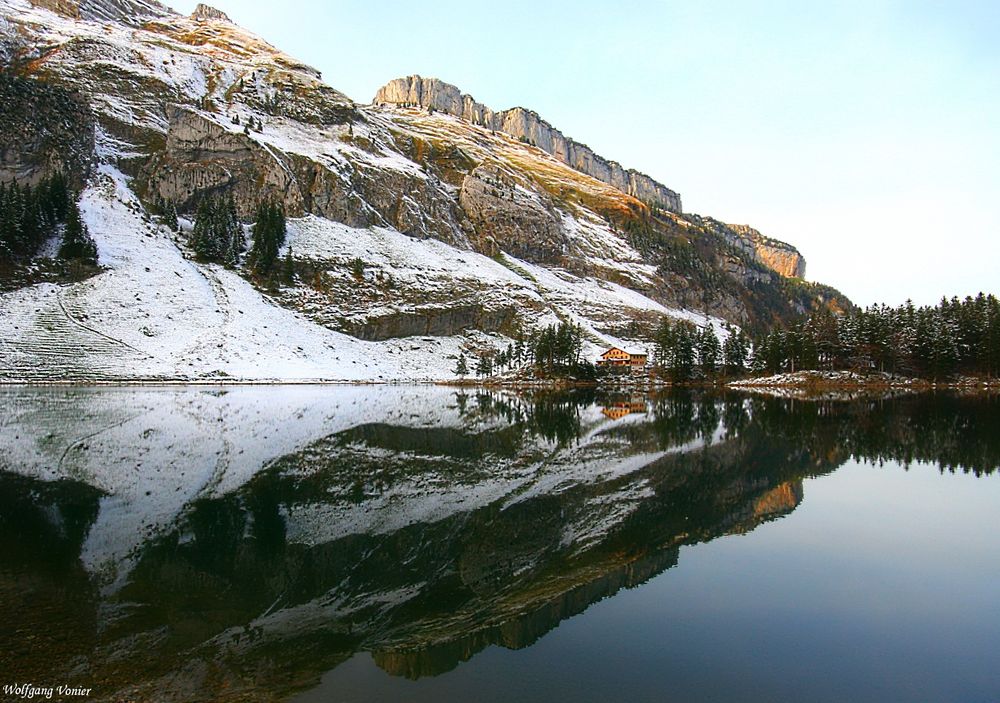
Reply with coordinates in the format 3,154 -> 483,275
169,0 -> 999,306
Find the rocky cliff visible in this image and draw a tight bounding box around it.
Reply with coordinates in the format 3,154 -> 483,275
0,74 -> 94,186
729,223 -> 807,279
190,2 -> 229,21
375,75 -> 683,213
28,0 -> 170,24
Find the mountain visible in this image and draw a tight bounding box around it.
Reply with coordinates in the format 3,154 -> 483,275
0,0 -> 850,382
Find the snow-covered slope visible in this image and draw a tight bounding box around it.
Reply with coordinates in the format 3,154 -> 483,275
0,167 -> 479,381
0,164 -> 715,381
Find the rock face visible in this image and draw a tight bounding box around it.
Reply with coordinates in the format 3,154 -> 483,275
29,0 -> 172,24
375,76 -> 683,213
756,241 -> 807,279
190,3 -> 229,21
0,75 -> 94,187
458,164 -> 566,261
729,224 -> 807,279
26,0 -> 79,18
144,106 -> 466,247
144,105 -> 304,218
343,303 -> 518,341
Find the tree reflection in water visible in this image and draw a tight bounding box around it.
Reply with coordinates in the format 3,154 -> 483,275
0,389 -> 997,701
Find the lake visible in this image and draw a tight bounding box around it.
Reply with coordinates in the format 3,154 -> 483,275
1,386 -> 998,702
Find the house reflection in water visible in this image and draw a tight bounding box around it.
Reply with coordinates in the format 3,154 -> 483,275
601,399 -> 648,420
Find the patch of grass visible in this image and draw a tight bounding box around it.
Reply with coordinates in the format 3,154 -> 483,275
493,253 -> 537,283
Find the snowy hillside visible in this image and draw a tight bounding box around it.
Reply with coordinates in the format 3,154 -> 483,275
0,167 -> 478,381
0,165 -> 717,381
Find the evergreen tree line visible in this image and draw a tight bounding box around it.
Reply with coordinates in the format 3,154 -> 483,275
455,342 -> 525,379
455,322 -> 592,379
187,194 -> 287,275
752,296 -> 1000,379
0,173 -> 96,265
456,341 -> 525,379
150,195 -> 179,232
653,318 -> 750,381
650,294 -> 1000,382
532,322 -> 585,371
189,193 -> 244,265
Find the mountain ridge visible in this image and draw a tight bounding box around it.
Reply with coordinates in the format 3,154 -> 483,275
375,75 -> 684,214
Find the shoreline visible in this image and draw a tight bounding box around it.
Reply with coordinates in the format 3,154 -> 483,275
2,371 -> 998,391
726,370 -> 1000,392
0,378 -> 442,388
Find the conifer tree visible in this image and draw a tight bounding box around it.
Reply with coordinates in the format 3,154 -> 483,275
672,324 -> 696,380
222,194 -> 243,264
0,181 -> 21,260
58,198 -> 97,263
653,317 -> 698,380
161,198 -> 179,232
350,257 -> 365,280
697,325 -> 720,375
40,172 -> 69,223
190,193 -> 243,265
0,173 -> 74,264
475,352 -> 493,377
282,246 -> 295,285
722,324 -> 750,376
190,196 -> 222,261
455,352 -> 469,378
0,181 -> 12,263
531,322 -> 584,372
248,200 -> 286,274
986,296 -> 1000,378
19,183 -> 40,252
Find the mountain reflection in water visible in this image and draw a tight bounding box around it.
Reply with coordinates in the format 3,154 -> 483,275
0,387 -> 997,702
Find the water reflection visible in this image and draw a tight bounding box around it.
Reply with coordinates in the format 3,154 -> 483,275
600,397 -> 648,420
0,387 -> 997,701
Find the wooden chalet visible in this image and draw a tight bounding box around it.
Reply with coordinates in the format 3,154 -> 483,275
596,347 -> 648,370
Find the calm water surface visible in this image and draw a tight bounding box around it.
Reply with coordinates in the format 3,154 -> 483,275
1,387 -> 998,702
